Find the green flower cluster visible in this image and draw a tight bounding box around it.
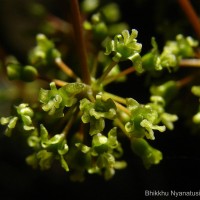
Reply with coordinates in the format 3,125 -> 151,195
39,82 -> 86,118
0,103 -> 34,136
26,124 -> 69,171
75,127 -> 126,180
1,0 -> 199,181
29,33 -> 61,66
142,35 -> 198,72
6,57 -> 38,82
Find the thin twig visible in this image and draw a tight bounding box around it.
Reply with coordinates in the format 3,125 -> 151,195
103,66 -> 135,86
102,92 -> 126,105
180,59 -> 200,67
55,57 -> 79,80
38,75 -> 68,87
52,79 -> 68,87
178,0 -> 200,39
177,75 -> 195,87
98,61 -> 117,83
115,101 -> 131,116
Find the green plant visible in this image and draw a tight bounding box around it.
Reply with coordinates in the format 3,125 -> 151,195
0,0 -> 200,182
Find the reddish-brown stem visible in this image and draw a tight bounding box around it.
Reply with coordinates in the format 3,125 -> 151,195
103,66 -> 135,86
38,75 -> 68,87
47,14 -> 72,34
177,75 -> 194,87
180,59 -> 200,67
70,0 -> 91,85
178,0 -> 200,39
55,58 -> 79,80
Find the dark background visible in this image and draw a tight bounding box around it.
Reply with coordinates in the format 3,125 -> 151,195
1,0 -> 200,199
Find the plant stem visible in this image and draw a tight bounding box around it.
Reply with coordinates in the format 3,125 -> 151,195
102,66 -> 135,86
62,106 -> 79,137
178,0 -> 200,39
98,61 -> 118,83
180,59 -> 200,67
115,102 -> 131,116
52,79 -> 68,87
177,75 -> 194,87
47,14 -> 72,34
38,75 -> 68,86
70,0 -> 91,85
114,118 -> 130,138
102,92 -> 126,104
55,57 -> 79,80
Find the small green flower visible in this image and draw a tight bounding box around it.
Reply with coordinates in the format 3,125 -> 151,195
80,93 -> 117,135
76,127 -> 125,180
0,116 -> 18,137
105,29 -> 143,73
16,103 -> 35,131
142,37 -> 162,71
125,98 -> 165,140
148,96 -> 178,130
39,82 -> 85,117
26,124 -> 69,171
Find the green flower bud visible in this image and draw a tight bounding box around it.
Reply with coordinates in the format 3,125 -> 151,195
101,3 -> 121,23
193,112 -> 200,124
7,64 -> 21,80
191,86 -> 200,97
21,65 -> 38,82
81,0 -> 99,13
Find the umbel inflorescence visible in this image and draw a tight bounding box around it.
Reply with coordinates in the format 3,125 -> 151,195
1,0 -> 200,182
